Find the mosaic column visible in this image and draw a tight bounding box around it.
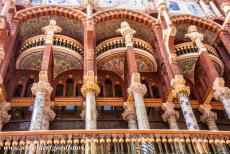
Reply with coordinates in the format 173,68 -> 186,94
122,101 -> 138,129
162,102 -> 179,129
199,104 -> 218,130
128,73 -> 150,129
171,75 -> 199,130
41,108 -> 56,130
213,77 -> 230,119
209,0 -> 223,17
81,81 -> 100,130
199,0 -> 214,17
30,81 -> 53,131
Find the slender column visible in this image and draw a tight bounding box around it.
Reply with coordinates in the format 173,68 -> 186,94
209,0 -> 223,17
30,81 -> 53,131
213,77 -> 230,119
221,2 -> 230,29
199,104 -> 218,130
122,100 -> 138,129
171,75 -> 199,130
162,102 -> 179,129
199,0 -> 214,17
117,22 -> 150,129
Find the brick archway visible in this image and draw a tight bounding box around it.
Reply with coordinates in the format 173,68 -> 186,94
93,9 -> 158,29
14,5 -> 87,23
171,14 -> 223,35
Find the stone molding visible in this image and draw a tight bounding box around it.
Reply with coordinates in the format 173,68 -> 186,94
31,81 -> 53,97
213,77 -> 230,101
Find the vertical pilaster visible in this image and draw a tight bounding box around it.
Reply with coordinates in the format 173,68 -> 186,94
199,104 -> 218,130
209,0 -> 223,17
162,102 -> 179,129
199,0 -> 214,18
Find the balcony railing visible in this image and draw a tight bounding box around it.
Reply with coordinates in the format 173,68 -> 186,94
96,37 -> 154,56
175,42 -> 219,58
18,35 -> 84,56
0,129 -> 230,153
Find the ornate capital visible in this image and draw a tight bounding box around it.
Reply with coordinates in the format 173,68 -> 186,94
31,81 -> 53,97
128,83 -> 147,97
171,75 -> 190,98
221,2 -> 230,15
116,21 -> 136,47
0,102 -> 11,127
81,83 -> 100,97
185,25 -> 206,52
122,101 -> 136,121
42,20 -> 62,44
162,102 -> 179,122
199,104 -> 217,123
43,109 -> 56,122
213,77 -> 230,101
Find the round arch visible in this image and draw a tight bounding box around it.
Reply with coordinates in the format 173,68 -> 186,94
14,5 -> 87,23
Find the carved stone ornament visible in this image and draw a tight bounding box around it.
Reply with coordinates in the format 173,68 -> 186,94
122,101 -> 137,121
162,102 -> 179,122
213,77 -> 230,101
0,47 -> 5,63
171,75 -> 190,98
185,25 -> 206,53
42,20 -> 62,44
169,53 -> 177,64
116,21 -> 136,47
31,81 -> 53,97
199,104 -> 217,123
43,109 -> 56,122
81,82 -> 100,97
221,2 -> 230,15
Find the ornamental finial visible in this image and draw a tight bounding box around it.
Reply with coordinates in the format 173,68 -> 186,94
42,20 -> 62,45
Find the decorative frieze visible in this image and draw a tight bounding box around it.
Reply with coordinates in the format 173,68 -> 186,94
116,21 -> 136,47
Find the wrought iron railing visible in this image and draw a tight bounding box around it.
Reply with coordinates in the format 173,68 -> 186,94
18,35 -> 84,56
0,130 -> 230,153
96,37 -> 154,56
175,42 -> 219,58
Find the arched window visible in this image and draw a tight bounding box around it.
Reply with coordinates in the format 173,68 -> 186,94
151,85 -> 160,98
105,79 -> 113,97
24,78 -> 34,97
55,84 -> 64,97
142,80 -> 150,98
66,78 -> 74,97
75,84 -> 82,97
114,85 -> 122,97
14,84 -> 23,97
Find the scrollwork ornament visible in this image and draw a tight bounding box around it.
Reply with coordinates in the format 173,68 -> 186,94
31,81 -> 53,97
81,82 -> 100,97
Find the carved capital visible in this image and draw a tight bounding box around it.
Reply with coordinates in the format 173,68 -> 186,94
162,102 -> 179,122
222,2 -> 230,15
128,83 -> 147,97
0,102 -> 11,127
169,53 -> 177,64
199,104 -> 217,123
122,101 -> 136,121
171,75 -> 190,98
31,81 -> 53,97
43,109 -> 56,122
213,77 -> 230,101
81,83 -> 100,97
116,21 -> 136,47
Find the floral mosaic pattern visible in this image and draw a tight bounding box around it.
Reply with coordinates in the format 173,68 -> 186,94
31,0 -> 82,5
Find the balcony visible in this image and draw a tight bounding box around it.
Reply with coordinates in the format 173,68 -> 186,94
0,129 -> 229,153
18,35 -> 83,56
96,37 -> 154,56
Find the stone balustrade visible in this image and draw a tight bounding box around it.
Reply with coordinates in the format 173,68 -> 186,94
175,42 -> 219,58
0,129 -> 230,153
96,37 -> 154,56
18,35 -> 84,56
